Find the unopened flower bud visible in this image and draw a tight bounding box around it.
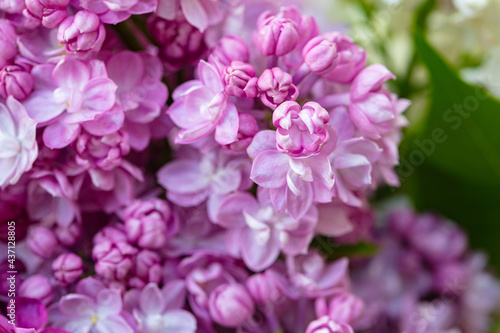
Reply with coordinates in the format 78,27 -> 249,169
254,13 -> 299,56
302,35 -> 339,75
19,274 -> 54,305
129,250 -> 162,289
52,253 -> 83,286
28,226 -> 58,259
211,35 -> 249,67
0,64 -> 34,100
0,20 -> 17,68
208,283 -> 255,327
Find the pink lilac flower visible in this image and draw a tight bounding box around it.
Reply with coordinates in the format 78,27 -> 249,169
79,0 -> 158,24
208,283 -> 255,327
147,14 -> 207,72
23,0 -> 69,28
19,275 -> 55,305
105,51 -> 168,150
0,64 -> 34,101
122,198 -> 179,249
306,316 -> 353,333
124,282 -> 197,332
0,97 -> 38,188
157,147 -> 251,207
257,67 -> 299,110
57,11 -> 106,55
52,253 -> 84,286
22,58 -> 117,149
273,101 -> 331,157
128,250 -> 162,288
27,169 -> 80,227
27,226 -> 58,259
7,297 -> 69,333
168,60 -> 239,145
248,130 -> 334,219
222,61 -> 258,98
209,35 -> 249,71
253,7 -> 300,56
51,277 -> 133,332
210,190 -> 318,271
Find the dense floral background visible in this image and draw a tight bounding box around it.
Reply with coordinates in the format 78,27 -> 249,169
0,0 -> 499,332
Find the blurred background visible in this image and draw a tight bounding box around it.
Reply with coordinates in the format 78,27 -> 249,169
303,0 -> 500,280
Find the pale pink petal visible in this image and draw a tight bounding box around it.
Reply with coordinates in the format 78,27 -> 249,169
351,64 -> 395,100
157,160 -> 210,193
197,60 -> 223,92
242,228 -> 281,271
82,105 -> 124,136
250,150 -> 289,188
53,59 -> 90,90
94,315 -> 133,333
214,103 -> 238,145
246,130 -> 277,159
107,51 -> 144,92
43,122 -> 80,149
140,283 -> 166,315
162,310 -> 197,332
181,0 -> 209,32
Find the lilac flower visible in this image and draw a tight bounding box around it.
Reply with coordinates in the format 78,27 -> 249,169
128,250 -> 162,288
148,14 -> 206,72
65,129 -> 130,191
125,282 -> 197,332
24,0 -> 69,28
92,227 -> 138,282
105,51 -> 168,150
0,64 -> 34,101
320,33 -> 366,84
168,60 -> 239,145
51,277 -> 133,332
208,283 -> 255,327
23,58 -> 117,149
349,64 -> 398,140
122,198 -> 179,249
248,130 -> 334,219
222,61 -> 258,98
57,11 -> 106,55
27,170 -> 80,227
52,253 -> 83,286
329,138 -> 382,207
19,275 -> 55,305
0,97 -> 38,187
257,67 -> 299,110
79,0 -> 157,24
273,101 -> 331,157
302,35 -> 340,76
157,147 -> 251,207
156,0 -> 224,32
27,226 -> 58,259
253,8 -> 300,56
211,190 -> 318,271
209,35 -> 249,71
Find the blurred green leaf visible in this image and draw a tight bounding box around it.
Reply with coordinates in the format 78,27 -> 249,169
310,237 -> 378,261
402,27 -> 500,270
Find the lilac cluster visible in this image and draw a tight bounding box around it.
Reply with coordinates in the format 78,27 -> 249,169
352,209 -> 500,333
0,0 -> 497,332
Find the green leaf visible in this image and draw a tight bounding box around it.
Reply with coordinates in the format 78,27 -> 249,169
402,27 -> 500,270
310,237 -> 378,261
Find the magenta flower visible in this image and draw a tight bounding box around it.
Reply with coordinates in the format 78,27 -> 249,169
168,60 -> 239,145
27,226 -> 58,259
209,35 -> 249,71
19,275 -> 55,305
156,0 -> 224,32
126,282 -> 197,332
51,277 -> 133,332
24,0 -> 69,28
12,297 -> 69,333
128,250 -> 162,288
157,147 -> 251,207
79,0 -> 157,24
23,58 -> 117,149
57,11 -> 106,55
106,51 -> 168,150
273,101 -> 331,157
0,97 -> 38,188
211,190 -> 318,271
253,8 -> 300,56
248,130 -> 334,219
302,35 -> 340,75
